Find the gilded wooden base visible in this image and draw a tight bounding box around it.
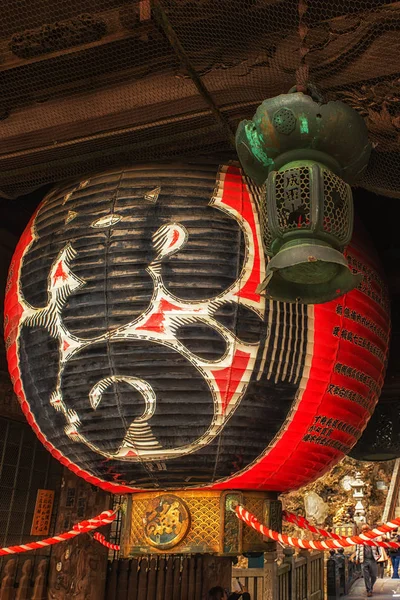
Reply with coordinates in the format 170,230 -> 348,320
121,490 -> 281,556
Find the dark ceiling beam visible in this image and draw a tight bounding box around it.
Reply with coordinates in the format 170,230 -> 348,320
1,1 -> 400,198
151,0 -> 235,147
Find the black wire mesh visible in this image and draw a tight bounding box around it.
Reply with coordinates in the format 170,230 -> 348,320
0,417 -> 62,557
0,0 -> 399,198
0,416 -> 63,585
108,495 -> 123,558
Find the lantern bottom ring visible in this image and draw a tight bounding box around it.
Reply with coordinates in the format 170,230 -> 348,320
259,239 -> 362,304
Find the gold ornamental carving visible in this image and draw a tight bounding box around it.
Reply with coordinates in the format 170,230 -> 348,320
143,494 -> 191,550
123,490 -> 280,556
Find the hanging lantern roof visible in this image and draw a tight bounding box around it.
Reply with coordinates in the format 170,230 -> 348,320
236,90 -> 371,186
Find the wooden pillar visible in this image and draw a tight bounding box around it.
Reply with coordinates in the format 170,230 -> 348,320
283,547 -> 296,600
201,555 -> 232,596
326,556 -> 340,600
47,468 -> 111,600
262,495 -> 281,600
321,554 -> 326,599
298,549 -> 312,600
263,543 -> 278,600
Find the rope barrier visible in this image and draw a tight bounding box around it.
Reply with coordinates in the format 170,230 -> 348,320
93,532 -> 120,551
3,500 -> 398,556
0,509 -> 117,556
235,506 -> 400,551
283,510 -> 400,542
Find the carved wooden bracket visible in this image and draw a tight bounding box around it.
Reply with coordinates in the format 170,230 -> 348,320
9,14 -> 107,59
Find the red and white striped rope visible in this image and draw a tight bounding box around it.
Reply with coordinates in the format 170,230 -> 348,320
0,509 -> 117,557
235,506 -> 400,551
93,532 -> 120,551
283,510 -> 400,545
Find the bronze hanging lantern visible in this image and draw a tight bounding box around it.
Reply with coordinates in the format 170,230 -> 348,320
236,90 -> 372,304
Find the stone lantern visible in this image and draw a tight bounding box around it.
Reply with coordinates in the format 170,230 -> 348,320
351,471 -> 366,526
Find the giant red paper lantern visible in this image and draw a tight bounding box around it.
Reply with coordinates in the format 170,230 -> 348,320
4,163 -> 390,494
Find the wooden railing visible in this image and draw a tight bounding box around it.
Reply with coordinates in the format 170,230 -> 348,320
283,549 -> 324,600
278,562 -> 291,600
233,548 -> 324,600
105,554 -> 227,600
232,567 -> 265,599
327,552 -> 361,599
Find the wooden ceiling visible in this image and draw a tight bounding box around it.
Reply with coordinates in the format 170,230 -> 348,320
0,0 -> 399,198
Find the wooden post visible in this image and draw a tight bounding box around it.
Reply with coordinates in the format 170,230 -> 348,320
342,554 -> 349,595
320,553 -> 325,600
172,557 -> 180,600
32,559 -> 48,600
326,557 -> 340,600
180,557 -> 189,600
46,468 -> 111,600
116,559 -> 129,600
201,555 -> 232,596
188,557 -> 195,600
127,558 -> 139,600
298,549 -> 312,600
155,557 -> 165,600
105,560 -> 118,600
317,554 -> 323,599
147,557 -> 157,600
283,547 -> 296,600
263,544 -> 278,600
164,557 -> 174,600
138,557 -> 149,599
0,558 -> 17,600
262,494 -> 281,600
194,556 -> 203,600
15,559 -> 32,600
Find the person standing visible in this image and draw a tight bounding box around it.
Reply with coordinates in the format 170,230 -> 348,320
376,544 -> 389,578
374,522 -> 389,579
388,530 -> 400,578
355,524 -> 380,597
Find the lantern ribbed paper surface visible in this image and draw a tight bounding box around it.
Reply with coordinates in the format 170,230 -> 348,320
4,163 -> 390,493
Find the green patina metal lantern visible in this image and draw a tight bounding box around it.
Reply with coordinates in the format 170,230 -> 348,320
236,89 -> 371,304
